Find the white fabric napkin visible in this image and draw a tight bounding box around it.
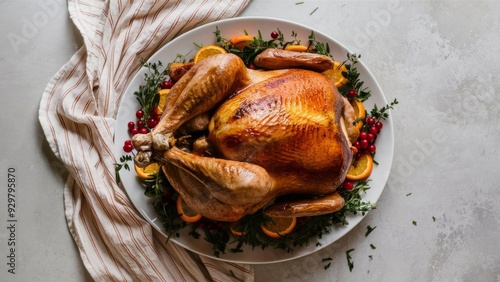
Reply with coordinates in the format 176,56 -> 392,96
38,0 -> 253,281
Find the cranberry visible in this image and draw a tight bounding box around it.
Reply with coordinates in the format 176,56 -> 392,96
353,141 -> 360,150
161,80 -> 174,89
147,117 -> 158,128
137,120 -> 145,129
360,139 -> 369,148
359,132 -> 367,140
271,31 -> 279,39
248,64 -> 255,70
139,127 -> 148,134
368,144 -> 376,153
123,143 -> 133,153
367,133 -> 375,142
369,126 -> 379,135
347,89 -> 357,98
136,110 -> 144,119
150,107 -> 160,119
130,128 -> 138,136
375,121 -> 383,130
366,117 -> 375,125
124,140 -> 132,146
343,181 -> 354,190
127,121 -> 135,130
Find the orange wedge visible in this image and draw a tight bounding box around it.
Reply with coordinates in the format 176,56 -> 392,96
323,61 -> 348,88
176,195 -> 202,223
193,45 -> 227,63
350,100 -> 366,131
284,44 -> 308,52
229,221 -> 247,237
134,163 -> 160,180
346,153 -> 374,181
156,89 -> 170,114
260,217 -> 297,238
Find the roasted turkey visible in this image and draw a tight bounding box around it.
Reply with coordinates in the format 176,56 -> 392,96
132,50 -> 359,221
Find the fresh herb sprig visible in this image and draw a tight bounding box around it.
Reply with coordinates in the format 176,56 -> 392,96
134,61 -> 168,126
115,154 -> 133,183
369,98 -> 399,122
339,53 -> 371,102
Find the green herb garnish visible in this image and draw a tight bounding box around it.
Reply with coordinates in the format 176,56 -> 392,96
365,225 -> 377,237
115,154 -> 133,183
346,248 -> 355,272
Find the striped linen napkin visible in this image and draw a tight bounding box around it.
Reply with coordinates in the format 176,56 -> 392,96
38,0 -> 253,281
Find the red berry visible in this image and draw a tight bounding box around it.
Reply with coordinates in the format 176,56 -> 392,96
359,132 -> 367,140
127,121 -> 135,130
139,127 -> 148,134
360,139 -> 369,148
248,64 -> 256,69
124,140 -> 132,146
147,117 -> 158,128
136,110 -> 144,119
150,107 -> 159,119
366,117 -> 375,125
367,133 -> 375,142
353,141 -> 360,150
161,80 -> 174,89
137,120 -> 145,129
375,121 -> 383,130
130,128 -> 138,135
347,89 -> 357,98
369,126 -> 379,135
271,31 -> 279,39
123,143 -> 133,153
343,181 -> 354,190
368,144 -> 376,153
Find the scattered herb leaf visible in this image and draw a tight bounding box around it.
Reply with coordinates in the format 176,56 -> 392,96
310,7 -> 319,15
406,192 -> 412,196
346,248 -> 355,272
365,225 -> 377,237
412,220 -> 417,226
432,216 -> 436,222
324,262 -> 331,270
370,244 -> 376,250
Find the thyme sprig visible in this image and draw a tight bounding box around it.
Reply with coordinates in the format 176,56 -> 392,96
370,98 -> 399,122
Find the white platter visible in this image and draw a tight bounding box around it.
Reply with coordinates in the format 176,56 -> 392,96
114,16 -> 394,264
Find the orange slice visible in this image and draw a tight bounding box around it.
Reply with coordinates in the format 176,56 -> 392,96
260,217 -> 297,238
156,89 -> 170,114
230,35 -> 253,45
346,153 -> 374,181
350,100 -> 366,131
193,45 -> 227,63
176,195 -> 202,223
284,44 -> 308,52
323,61 -> 348,88
229,221 -> 247,237
134,163 -> 160,180
230,35 -> 254,50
